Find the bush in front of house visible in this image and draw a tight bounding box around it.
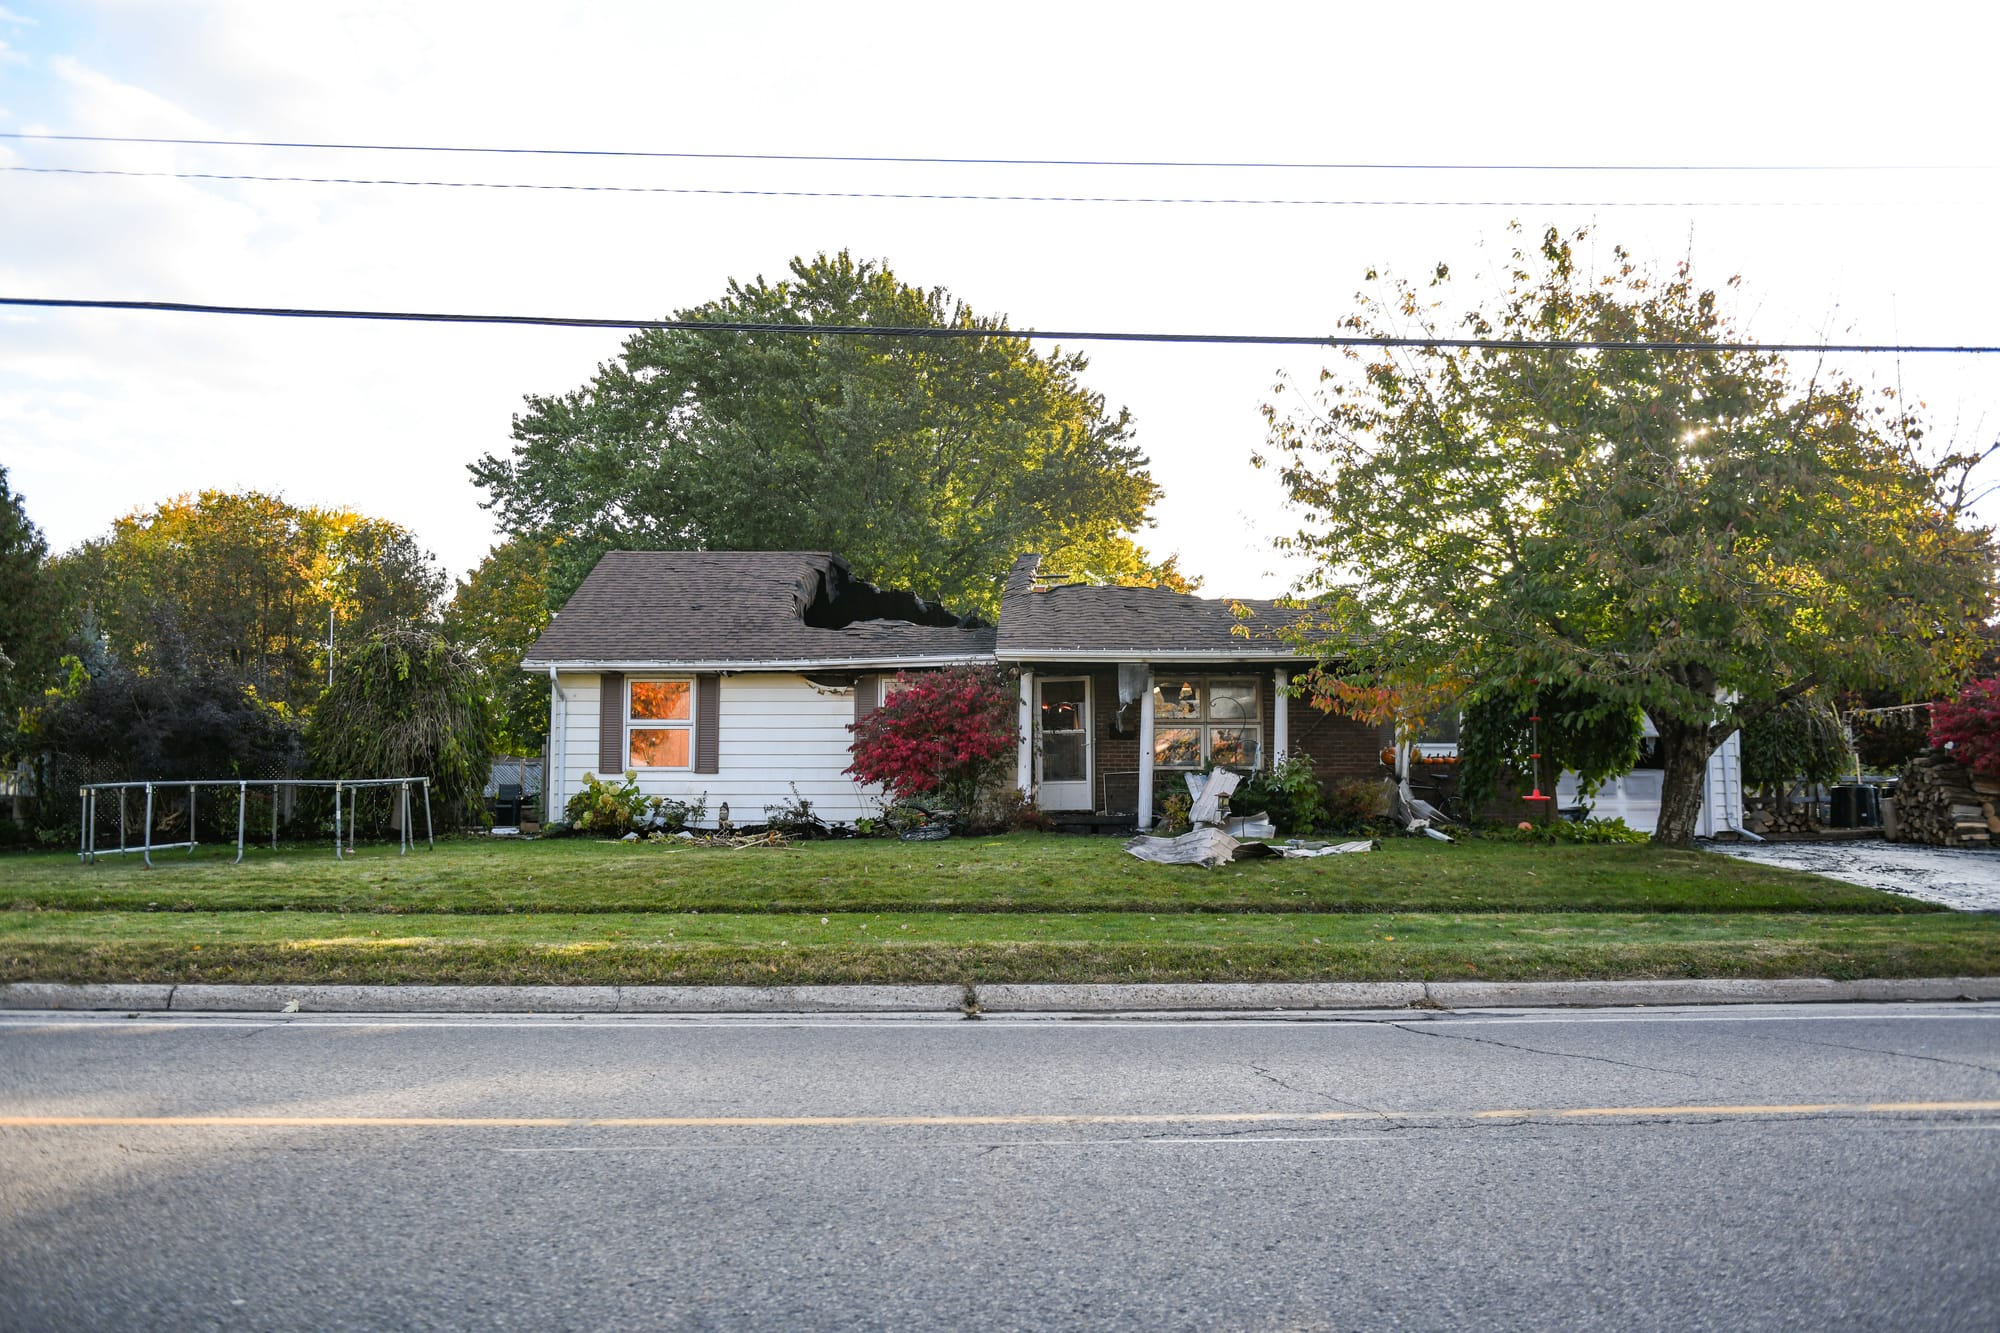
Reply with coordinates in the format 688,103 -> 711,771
1320,776 -> 1393,832
563,771 -> 707,836
1232,753 -> 1327,834
564,771 -> 651,833
847,666 -> 1019,827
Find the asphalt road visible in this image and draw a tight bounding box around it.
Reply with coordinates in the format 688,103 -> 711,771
2,1003 -> 1997,1332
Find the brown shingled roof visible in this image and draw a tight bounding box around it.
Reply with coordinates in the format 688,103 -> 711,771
995,554 -> 1307,660
521,551 -> 997,669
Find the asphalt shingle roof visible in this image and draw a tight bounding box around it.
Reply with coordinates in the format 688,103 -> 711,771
520,551 -> 996,668
995,554 -> 1306,660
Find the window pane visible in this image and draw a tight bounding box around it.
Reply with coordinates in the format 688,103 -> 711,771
1208,681 -> 1256,721
1043,732 -> 1086,782
630,680 -> 690,721
1154,727 -> 1201,768
1209,727 -> 1253,767
1041,680 -> 1086,733
1153,678 -> 1201,720
629,727 -> 689,768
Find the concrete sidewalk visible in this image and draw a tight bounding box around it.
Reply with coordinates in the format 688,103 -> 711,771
6,977 -> 1999,1015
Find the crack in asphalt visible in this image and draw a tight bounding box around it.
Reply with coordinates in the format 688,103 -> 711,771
1772,1034 -> 2000,1080
1246,1062 -> 1391,1119
1386,1021 -> 1711,1081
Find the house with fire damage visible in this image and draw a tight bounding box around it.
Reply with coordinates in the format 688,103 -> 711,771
523,549 -> 1741,834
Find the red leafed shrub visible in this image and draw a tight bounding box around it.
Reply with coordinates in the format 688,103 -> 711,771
847,667 -> 1019,818
1930,679 -> 2000,779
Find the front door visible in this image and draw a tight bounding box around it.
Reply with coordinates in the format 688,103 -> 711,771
1036,677 -> 1092,811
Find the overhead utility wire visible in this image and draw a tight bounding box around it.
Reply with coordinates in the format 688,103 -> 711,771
1,130 -> 1976,172
5,297 -> 1994,354
1,165 -> 1878,208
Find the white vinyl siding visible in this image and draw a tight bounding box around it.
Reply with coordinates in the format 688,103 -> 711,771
550,671 -> 880,826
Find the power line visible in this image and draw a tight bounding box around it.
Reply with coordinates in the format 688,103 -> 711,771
2,164 -> 1876,207
2,130 -> 1983,173
5,297 -> 1995,354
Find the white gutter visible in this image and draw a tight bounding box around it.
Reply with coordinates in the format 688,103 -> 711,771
547,668 -> 567,815
996,650 -> 1304,663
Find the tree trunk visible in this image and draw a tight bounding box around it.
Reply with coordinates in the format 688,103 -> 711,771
1653,719 -> 1717,848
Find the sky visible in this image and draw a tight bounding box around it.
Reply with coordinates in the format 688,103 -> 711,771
3,0 -> 1998,600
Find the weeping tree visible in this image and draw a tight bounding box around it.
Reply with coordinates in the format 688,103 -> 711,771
305,626 -> 490,830
1741,694 -> 1855,817
1458,679 -> 1646,816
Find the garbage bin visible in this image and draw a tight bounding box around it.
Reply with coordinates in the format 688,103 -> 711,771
1830,784 -> 1881,829
494,782 -> 522,826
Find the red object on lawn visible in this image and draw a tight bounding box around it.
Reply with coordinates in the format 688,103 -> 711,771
1523,711 -> 1553,803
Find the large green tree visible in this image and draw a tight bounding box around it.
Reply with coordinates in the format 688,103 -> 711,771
1261,227 -> 1996,845
0,466 -> 63,760
442,537 -> 555,755
470,251 -> 1170,615
57,491 -> 446,716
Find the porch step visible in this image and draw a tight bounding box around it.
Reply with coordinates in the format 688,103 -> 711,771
1048,814 -> 1138,836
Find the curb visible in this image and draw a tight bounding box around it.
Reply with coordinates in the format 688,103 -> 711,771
4,978 -> 1998,1015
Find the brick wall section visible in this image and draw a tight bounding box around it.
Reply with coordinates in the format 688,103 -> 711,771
1089,667 -> 1140,813
1289,700 -> 1394,786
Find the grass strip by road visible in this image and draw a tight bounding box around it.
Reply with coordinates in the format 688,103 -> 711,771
2,835 -> 1932,916
4,909 -> 1993,986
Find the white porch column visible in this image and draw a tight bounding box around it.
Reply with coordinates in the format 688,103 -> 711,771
1136,668 -> 1156,829
1273,669 -> 1289,766
1016,669 -> 1035,796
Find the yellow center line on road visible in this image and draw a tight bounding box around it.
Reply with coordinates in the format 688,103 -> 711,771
2,1100 -> 1998,1130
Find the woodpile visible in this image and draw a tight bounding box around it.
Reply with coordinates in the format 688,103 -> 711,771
1888,749 -> 1997,848
1742,791 -> 1821,836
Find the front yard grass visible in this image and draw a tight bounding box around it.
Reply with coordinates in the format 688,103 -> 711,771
2,833 -> 1990,986
0,834 -> 1932,916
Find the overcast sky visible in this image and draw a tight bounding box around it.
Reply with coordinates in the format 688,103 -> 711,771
3,0 -> 1997,599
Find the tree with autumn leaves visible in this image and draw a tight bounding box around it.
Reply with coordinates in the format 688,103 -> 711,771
846,667 -> 1018,822
1261,226 -> 1997,845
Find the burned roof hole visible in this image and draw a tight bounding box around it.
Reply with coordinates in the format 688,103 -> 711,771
802,563 -> 989,631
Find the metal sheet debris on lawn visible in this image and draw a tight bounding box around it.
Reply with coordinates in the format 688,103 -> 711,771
1126,769 -> 1381,867
1123,829 -> 1378,869
1124,827 -> 1241,869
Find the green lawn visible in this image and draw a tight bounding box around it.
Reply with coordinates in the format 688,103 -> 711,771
1,833 -> 1990,987
1,834 -> 1926,915
3,908 -> 1992,986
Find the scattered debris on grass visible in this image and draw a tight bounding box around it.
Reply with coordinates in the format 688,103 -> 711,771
1123,831 -> 1378,869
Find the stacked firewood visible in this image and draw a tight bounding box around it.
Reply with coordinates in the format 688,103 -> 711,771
1889,749 -> 1995,848
1741,797 -> 1821,836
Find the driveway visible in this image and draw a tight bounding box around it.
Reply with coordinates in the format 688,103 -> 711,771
1704,838 -> 2000,911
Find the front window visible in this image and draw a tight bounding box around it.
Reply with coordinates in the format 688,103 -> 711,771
1151,676 -> 1259,770
628,678 -> 692,768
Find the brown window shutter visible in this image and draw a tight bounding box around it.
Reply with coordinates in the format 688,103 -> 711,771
853,673 -> 880,730
694,674 -> 721,774
597,671 -> 625,775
